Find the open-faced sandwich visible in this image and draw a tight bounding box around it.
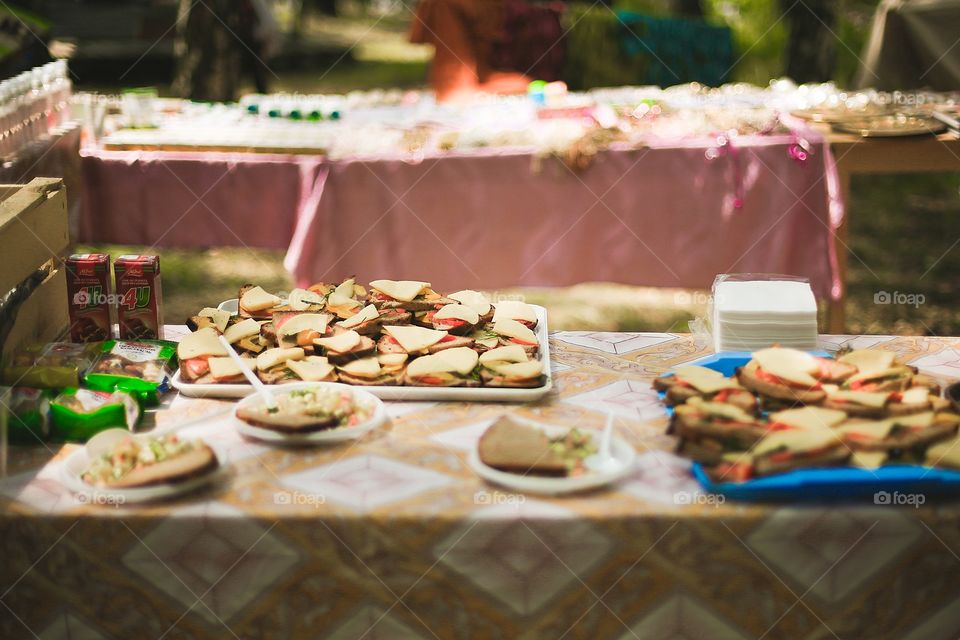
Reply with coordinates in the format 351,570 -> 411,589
478,415 -> 596,477
419,303 -> 481,335
236,386 -> 375,434
336,356 -> 403,386
368,280 -> 451,312
749,428 -> 850,477
654,365 -> 758,413
377,324 -> 473,356
331,304 -> 382,335
404,347 -> 480,387
836,411 -> 960,457
178,327 -> 230,384
478,345 -> 546,388
671,398 -> 768,465
316,278 -> 367,319
82,434 -> 218,488
821,385 -> 948,418
448,290 -> 494,323
925,435 -> 960,470
493,300 -> 538,329
488,318 -> 539,355
736,347 -> 833,408
238,285 -> 283,319
313,329 -> 377,365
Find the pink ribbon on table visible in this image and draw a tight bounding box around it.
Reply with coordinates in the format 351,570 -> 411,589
788,133 -> 813,164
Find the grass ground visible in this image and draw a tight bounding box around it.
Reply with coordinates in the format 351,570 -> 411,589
78,8 -> 960,335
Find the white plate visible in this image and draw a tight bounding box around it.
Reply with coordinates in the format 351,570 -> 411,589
60,440 -> 226,504
174,304 -> 553,402
232,382 -> 387,444
467,420 -> 636,495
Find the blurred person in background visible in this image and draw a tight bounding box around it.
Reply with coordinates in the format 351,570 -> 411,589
173,0 -> 278,102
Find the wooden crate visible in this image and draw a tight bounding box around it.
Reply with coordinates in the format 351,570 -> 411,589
0,178 -> 69,360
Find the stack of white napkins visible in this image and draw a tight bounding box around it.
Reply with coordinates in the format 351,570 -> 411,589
712,279 -> 818,352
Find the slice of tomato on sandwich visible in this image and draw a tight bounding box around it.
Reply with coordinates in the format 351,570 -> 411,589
509,337 -> 538,347
754,366 -> 822,390
183,357 -> 210,379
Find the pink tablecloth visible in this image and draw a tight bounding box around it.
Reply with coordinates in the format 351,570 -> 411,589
80,137 -> 843,299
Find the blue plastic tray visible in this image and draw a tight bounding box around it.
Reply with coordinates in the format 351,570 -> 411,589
671,351 -> 960,501
693,463 -> 960,502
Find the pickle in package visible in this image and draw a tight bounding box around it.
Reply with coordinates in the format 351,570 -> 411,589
84,340 -> 177,406
0,386 -> 52,444
2,342 -> 101,389
50,388 -> 141,441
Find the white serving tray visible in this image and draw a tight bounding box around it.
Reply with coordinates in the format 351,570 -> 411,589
171,304 -> 553,403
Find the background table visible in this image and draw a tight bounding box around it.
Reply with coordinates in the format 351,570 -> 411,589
4,331 -> 960,639
79,135 -> 844,302
856,0 -> 960,90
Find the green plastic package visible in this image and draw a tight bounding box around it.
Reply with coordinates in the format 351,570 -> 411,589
84,340 -> 177,407
2,342 -> 101,389
0,386 -> 52,444
50,388 -> 141,441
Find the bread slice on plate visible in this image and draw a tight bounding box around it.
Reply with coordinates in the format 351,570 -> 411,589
478,416 -> 568,476
108,444 -> 219,488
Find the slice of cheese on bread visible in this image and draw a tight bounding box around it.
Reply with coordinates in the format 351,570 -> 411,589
434,304 -> 479,325
382,325 -> 447,352
338,304 -> 379,329
491,319 -> 537,344
493,300 -> 537,323
448,290 -> 491,316
224,318 -> 262,344
240,286 -> 281,312
752,348 -> 820,387
178,327 -> 228,360
288,357 -> 335,382
369,279 -> 430,302
314,330 -> 361,353
407,347 -> 478,377
256,347 -> 305,370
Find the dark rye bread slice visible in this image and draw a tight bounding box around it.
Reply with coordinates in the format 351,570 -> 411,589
376,334 -> 475,356
844,419 -> 960,453
671,414 -> 768,449
736,362 -> 826,405
478,416 -> 568,476
236,406 -> 341,433
753,447 -> 850,477
676,438 -> 730,466
480,369 -> 546,388
107,444 -> 219,488
323,336 -> 377,365
402,371 -> 479,387
337,371 -> 402,386
820,396 -> 943,419
664,385 -> 758,414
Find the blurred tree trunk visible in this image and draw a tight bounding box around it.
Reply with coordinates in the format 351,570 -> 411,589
674,0 -> 704,17
781,0 -> 836,82
172,0 -> 242,102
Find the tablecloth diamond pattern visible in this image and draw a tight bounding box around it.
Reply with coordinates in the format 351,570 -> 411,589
4,332 -> 960,639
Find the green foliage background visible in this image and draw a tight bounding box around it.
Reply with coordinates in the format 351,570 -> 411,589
566,0 -> 883,89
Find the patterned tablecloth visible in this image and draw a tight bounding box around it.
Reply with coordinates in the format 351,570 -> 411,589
4,331 -> 960,639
